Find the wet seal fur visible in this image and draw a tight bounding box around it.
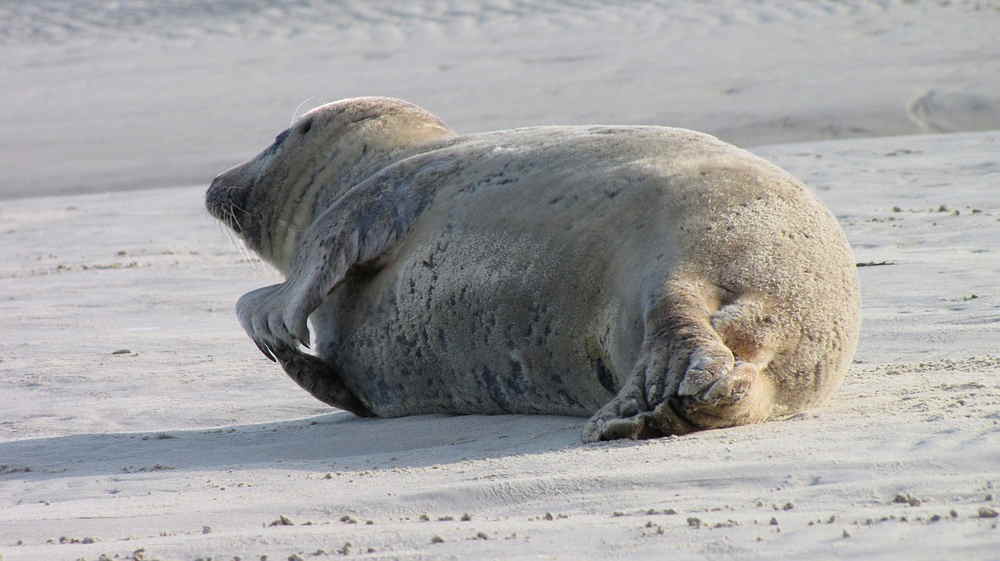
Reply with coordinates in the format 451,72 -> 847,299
206,97 -> 860,441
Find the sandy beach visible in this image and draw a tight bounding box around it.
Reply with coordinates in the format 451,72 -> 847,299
2,1 -> 999,560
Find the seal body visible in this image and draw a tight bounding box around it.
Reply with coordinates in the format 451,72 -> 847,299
206,97 -> 860,441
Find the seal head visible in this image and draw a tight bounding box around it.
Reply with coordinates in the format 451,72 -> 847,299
206,96 -> 454,272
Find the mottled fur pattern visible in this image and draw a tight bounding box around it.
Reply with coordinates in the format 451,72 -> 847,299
206,97 -> 860,441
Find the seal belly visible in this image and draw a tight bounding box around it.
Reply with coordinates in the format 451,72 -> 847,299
311,227 -> 635,418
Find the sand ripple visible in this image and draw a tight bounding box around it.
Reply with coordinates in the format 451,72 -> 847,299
3,0 -> 998,44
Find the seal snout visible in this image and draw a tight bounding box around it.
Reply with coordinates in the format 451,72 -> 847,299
206,176 -> 250,235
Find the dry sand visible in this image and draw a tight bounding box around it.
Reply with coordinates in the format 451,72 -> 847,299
2,1 -> 999,560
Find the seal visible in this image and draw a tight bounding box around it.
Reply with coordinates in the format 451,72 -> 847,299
206,97 -> 861,441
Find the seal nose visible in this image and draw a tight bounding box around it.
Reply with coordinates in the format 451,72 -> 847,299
205,175 -> 227,216
207,174 -> 222,197
205,175 -> 249,234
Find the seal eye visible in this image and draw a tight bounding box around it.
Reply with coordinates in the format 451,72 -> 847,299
298,118 -> 313,135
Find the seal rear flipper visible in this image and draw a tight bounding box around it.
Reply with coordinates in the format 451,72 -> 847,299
582,278 -> 779,442
269,342 -> 374,417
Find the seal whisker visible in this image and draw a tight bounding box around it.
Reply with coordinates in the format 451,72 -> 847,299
218,207 -> 263,273
206,204 -> 247,261
290,97 -> 316,126
218,218 -> 246,258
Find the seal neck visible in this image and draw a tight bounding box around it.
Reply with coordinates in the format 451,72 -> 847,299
268,114 -> 456,274
307,115 -> 456,211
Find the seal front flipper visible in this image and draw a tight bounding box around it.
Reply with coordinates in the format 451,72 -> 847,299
236,283 -> 305,358
267,340 -> 374,417
235,283 -> 376,415
236,164 -> 445,412
237,164 -> 442,354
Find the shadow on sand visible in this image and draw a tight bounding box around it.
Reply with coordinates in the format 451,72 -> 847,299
0,412 -> 597,480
